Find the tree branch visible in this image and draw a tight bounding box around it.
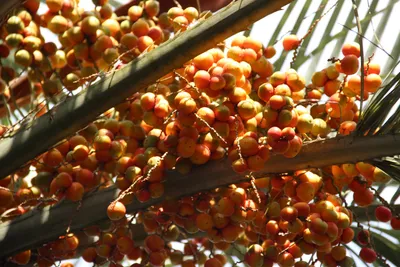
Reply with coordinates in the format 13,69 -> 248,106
1,133 -> 399,258
0,0 -> 292,180
0,0 -> 23,26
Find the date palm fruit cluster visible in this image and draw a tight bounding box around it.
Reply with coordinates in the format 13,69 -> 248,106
0,0 -> 398,266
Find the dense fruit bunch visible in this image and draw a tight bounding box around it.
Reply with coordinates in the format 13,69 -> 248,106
0,0 -> 398,267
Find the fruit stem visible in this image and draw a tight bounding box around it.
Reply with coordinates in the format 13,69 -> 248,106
352,0 -> 365,120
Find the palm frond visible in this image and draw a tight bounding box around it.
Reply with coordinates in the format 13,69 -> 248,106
391,187 -> 400,205
301,0 -> 345,78
349,226 -> 400,266
369,157 -> 400,184
382,31 -> 400,76
355,72 -> 400,136
376,184 -> 385,194
273,0 -> 318,71
345,244 -> 368,267
267,1 -> 297,47
372,224 -> 400,240
369,230 -> 400,266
